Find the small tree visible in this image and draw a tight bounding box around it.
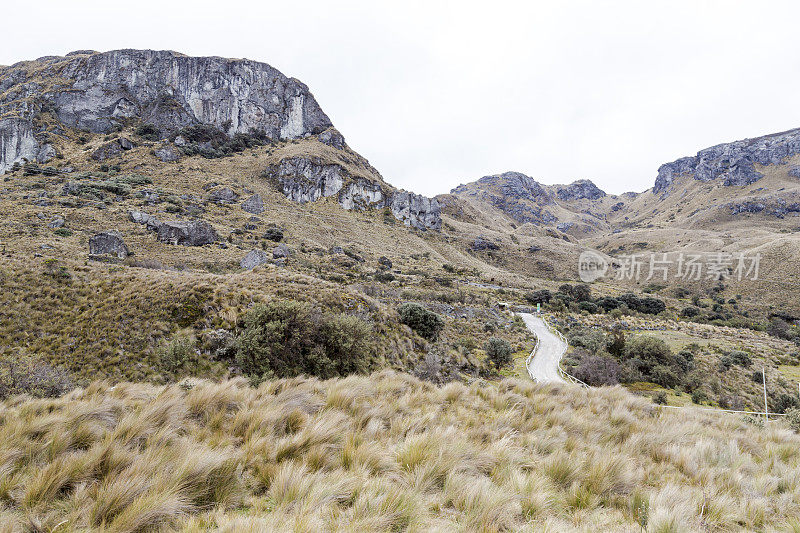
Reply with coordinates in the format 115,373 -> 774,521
398,303 -> 444,341
485,338 -> 513,369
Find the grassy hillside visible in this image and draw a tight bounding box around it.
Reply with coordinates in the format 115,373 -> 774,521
1,373 -> 800,532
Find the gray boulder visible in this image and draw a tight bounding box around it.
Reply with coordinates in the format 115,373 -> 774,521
156,220 -> 218,246
272,243 -> 290,259
209,187 -> 239,205
240,249 -> 270,270
128,210 -> 161,230
241,194 -> 264,214
89,231 -> 130,258
47,215 -> 65,229
153,144 -> 180,162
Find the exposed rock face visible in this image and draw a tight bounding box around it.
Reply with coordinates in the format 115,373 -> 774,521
389,191 -> 441,230
318,128 -> 345,149
556,179 -> 606,201
89,231 -> 130,258
0,49 -> 332,172
153,144 -> 180,162
156,220 -> 218,246
241,194 -> 264,214
271,157 -> 344,203
472,236 -> 499,251
654,128 -> 800,194
727,197 -> 800,217
267,156 -> 441,230
208,187 -> 239,205
240,249 -> 270,270
451,172 -> 556,225
91,139 -> 134,161
0,118 -> 38,173
339,179 -> 385,210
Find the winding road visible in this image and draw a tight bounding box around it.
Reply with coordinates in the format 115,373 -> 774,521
518,313 -> 568,384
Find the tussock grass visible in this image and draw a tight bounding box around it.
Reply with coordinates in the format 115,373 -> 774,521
1,372 -> 800,530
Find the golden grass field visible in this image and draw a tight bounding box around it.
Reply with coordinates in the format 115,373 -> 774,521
2,372 -> 800,532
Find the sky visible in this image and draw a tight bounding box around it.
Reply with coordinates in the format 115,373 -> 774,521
3,1 -> 800,196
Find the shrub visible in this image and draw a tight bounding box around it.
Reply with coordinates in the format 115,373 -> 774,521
727,350 -> 752,368
398,303 -> 444,341
234,300 -> 375,381
650,365 -> 679,388
772,393 -> 800,414
572,353 -> 620,386
0,355 -> 73,399
160,333 -> 199,375
596,297 -> 622,311
653,391 -> 668,405
578,301 -> 599,314
691,390 -> 708,404
524,289 -> 552,305
619,293 -> 666,315
485,338 -> 513,369
681,306 -> 700,318
135,123 -> 161,141
624,336 -> 671,365
53,228 -> 73,237
567,328 -> 606,354
572,284 -> 592,302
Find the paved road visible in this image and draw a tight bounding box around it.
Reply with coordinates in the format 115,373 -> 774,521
518,313 -> 567,384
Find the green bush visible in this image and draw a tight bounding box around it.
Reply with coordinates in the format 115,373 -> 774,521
726,350 -> 752,368
485,337 -> 513,369
397,303 -> 444,341
234,300 -> 375,381
135,123 -> 161,141
160,333 -> 199,374
653,391 -> 668,405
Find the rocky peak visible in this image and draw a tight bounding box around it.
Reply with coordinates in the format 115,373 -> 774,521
556,179 -> 606,201
654,128 -> 800,194
0,49 -> 333,172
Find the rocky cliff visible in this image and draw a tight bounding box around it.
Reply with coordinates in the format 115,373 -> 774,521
0,49 -> 332,173
267,156 -> 441,230
0,49 -> 442,230
654,128 -> 800,194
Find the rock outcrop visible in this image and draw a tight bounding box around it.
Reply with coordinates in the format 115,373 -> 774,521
266,156 -> 441,230
240,249 -> 270,270
654,128 -> 800,194
156,220 -> 218,246
241,194 -> 264,214
0,49 -> 333,173
556,179 -> 606,201
450,172 -> 556,225
89,232 -> 130,258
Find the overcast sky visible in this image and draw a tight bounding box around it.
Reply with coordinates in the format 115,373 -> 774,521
3,1 -> 800,196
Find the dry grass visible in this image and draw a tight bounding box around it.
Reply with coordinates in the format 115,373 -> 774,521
1,372 -> 799,531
